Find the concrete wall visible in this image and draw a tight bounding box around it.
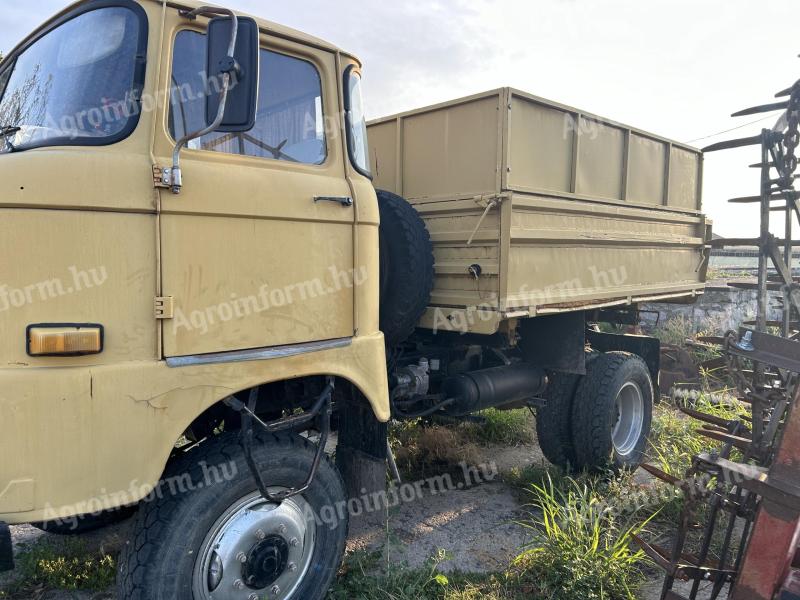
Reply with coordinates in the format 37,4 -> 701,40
640,284 -> 782,335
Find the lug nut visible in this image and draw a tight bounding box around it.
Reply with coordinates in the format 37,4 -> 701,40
278,524 -> 287,534
289,538 -> 299,547
287,562 -> 297,572
271,584 -> 281,596
237,552 -> 248,563
233,579 -> 245,590
255,529 -> 266,540
248,594 -> 259,600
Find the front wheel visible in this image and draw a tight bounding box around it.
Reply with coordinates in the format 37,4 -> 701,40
117,432 -> 348,600
32,505 -> 137,536
571,352 -> 653,470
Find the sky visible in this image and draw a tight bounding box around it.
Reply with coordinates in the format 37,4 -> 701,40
1,0 -> 799,238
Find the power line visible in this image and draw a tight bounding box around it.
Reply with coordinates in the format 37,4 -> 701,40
685,114 -> 778,145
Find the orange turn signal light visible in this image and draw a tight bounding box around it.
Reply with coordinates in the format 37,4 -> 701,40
27,324 -> 104,356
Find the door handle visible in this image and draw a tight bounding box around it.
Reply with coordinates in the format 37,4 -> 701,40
314,196 -> 353,207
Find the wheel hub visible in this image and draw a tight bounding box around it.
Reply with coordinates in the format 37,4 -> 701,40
612,381 -> 645,458
243,535 -> 290,589
192,491 -> 316,600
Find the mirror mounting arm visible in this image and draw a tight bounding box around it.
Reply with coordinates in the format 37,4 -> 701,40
170,8 -> 240,195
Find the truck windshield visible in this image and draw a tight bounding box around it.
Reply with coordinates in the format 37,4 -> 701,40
0,6 -> 145,153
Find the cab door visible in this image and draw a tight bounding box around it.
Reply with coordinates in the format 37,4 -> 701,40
155,22 -> 355,358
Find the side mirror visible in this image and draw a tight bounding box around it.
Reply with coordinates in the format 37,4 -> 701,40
206,16 -> 259,132
169,11 -> 260,194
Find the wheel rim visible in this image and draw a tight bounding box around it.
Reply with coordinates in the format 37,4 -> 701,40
192,490 -> 316,600
612,381 -> 645,457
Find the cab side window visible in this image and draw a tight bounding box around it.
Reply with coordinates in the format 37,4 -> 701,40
169,30 -> 326,165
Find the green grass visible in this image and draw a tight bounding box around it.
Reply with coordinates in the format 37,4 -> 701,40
0,539 -> 115,598
328,550 -> 516,600
504,463 -> 558,491
652,315 -> 696,346
462,408 -> 535,446
512,474 -> 651,600
706,268 -> 750,280
388,408 -> 534,481
648,393 -> 747,478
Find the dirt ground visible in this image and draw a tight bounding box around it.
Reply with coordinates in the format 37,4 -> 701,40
0,445 -> 535,597
0,436 -> 689,600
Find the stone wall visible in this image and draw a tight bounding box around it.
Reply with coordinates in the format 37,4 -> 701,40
640,284 -> 782,335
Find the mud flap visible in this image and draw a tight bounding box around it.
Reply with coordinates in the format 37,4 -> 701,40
519,312 -> 587,375
586,329 -> 661,392
0,522 -> 13,572
336,385 -> 388,527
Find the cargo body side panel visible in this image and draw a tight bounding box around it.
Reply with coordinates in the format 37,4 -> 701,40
505,192 -> 706,314
368,87 -> 708,334
504,89 -> 702,212
370,90 -> 503,201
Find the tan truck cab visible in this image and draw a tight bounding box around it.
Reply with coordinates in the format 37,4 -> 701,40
0,2 -> 387,597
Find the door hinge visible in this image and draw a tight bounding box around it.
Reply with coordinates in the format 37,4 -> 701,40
152,165 -> 174,189
155,296 -> 174,320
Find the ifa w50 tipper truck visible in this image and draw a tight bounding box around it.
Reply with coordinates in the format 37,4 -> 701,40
0,1 -> 710,598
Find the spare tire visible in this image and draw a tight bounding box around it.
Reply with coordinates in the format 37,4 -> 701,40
377,190 -> 434,348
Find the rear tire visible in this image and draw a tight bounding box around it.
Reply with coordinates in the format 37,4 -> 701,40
117,432 -> 348,600
536,350 -> 599,470
571,352 -> 653,470
536,372 -> 581,470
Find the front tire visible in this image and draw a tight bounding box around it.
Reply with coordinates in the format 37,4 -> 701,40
117,432 -> 348,600
571,352 -> 653,470
32,505 -> 136,536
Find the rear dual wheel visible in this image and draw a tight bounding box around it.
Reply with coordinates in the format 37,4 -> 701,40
572,351 -> 653,470
537,351 -> 653,471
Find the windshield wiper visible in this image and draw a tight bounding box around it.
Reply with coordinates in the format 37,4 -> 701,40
0,126 -> 20,153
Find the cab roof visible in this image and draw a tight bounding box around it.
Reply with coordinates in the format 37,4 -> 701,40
5,0 -> 359,65
160,0 -> 353,56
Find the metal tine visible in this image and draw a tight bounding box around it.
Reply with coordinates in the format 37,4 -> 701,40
776,79 -> 800,97
640,463 -> 682,485
750,162 -> 776,169
697,335 -> 725,345
701,424 -> 746,438
689,421 -> 741,600
729,193 -> 797,204
696,429 -> 752,452
703,134 -> 764,153
661,493 -> 699,598
682,406 -> 751,435
731,101 -> 789,117
635,537 -> 722,573
700,357 -> 727,370
633,534 -> 675,574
